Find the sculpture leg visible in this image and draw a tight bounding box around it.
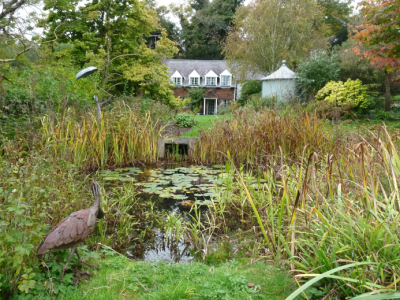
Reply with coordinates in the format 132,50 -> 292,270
61,246 -> 76,283
75,248 -> 99,269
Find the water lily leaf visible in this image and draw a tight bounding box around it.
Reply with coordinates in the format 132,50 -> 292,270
142,186 -> 163,193
171,194 -> 188,200
159,193 -> 172,198
118,177 -> 137,182
103,177 -> 119,181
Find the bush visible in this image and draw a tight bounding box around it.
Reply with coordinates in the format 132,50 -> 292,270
187,88 -> 205,109
296,51 -> 341,97
315,79 -> 374,117
246,95 -> 276,111
175,113 -> 196,128
238,80 -> 262,105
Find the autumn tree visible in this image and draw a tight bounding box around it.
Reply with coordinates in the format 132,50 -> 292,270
352,0 -> 400,111
42,0 -> 181,107
223,0 -> 328,80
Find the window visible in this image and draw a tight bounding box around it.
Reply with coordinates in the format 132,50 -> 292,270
172,77 -> 181,85
221,75 -> 231,86
221,99 -> 231,106
190,77 -> 199,86
206,77 -> 216,86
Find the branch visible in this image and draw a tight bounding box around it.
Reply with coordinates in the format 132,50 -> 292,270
109,53 -> 142,64
0,43 -> 33,63
0,0 -> 27,22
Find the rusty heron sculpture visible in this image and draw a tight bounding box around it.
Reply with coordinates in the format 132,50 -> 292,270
37,180 -> 105,282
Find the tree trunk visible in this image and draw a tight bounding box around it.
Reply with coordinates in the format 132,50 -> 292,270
385,70 -> 391,111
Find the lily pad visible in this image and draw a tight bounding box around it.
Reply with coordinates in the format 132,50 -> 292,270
103,177 -> 119,181
142,186 -> 163,193
171,194 -> 189,200
118,177 -> 137,182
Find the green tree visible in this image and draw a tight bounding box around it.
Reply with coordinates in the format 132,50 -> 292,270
174,0 -> 244,59
223,0 -> 328,80
238,80 -> 261,105
296,51 -> 341,97
42,0 -> 181,107
318,0 -> 352,46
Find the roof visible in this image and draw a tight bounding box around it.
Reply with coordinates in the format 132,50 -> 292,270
164,59 -> 265,87
261,61 -> 298,81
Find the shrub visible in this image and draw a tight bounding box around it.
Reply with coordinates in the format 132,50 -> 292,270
238,80 -> 262,105
316,79 -> 374,114
296,51 -> 341,96
187,88 -> 205,109
175,113 -> 196,128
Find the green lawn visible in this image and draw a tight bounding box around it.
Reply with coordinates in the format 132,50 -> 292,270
58,256 -> 294,300
181,114 -> 232,137
324,119 -> 400,135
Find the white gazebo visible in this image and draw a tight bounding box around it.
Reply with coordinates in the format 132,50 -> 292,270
261,60 -> 298,102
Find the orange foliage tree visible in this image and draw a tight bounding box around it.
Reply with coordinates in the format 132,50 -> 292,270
352,0 -> 400,111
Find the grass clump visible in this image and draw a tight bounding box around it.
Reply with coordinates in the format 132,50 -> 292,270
41,102 -> 162,170
60,256 -> 294,300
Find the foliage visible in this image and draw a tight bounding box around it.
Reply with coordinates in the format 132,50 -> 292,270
224,0 -> 328,79
175,113 -> 196,128
187,87 -> 205,110
318,0 -> 352,46
296,51 -> 341,96
194,119 -> 400,298
352,0 -> 400,111
42,0 -> 180,107
172,0 -> 244,59
316,79 -> 374,111
336,39 -> 385,88
0,153 -> 89,297
41,102 -> 162,170
238,80 -> 262,105
193,110 -> 341,165
245,95 -> 277,111
352,0 -> 400,81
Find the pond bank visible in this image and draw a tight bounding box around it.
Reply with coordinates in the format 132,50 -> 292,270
58,255 -> 294,300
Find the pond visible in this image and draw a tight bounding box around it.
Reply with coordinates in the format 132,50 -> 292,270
99,164 -> 228,263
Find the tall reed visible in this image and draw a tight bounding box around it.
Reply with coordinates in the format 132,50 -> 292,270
193,118 -> 400,297
41,102 -> 162,170
193,109 -> 344,166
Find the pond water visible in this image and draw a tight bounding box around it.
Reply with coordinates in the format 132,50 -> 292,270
99,165 -> 227,263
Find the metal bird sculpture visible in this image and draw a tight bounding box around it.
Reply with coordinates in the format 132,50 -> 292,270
37,180 -> 105,282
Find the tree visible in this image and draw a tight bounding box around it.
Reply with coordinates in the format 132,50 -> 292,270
318,0 -> 352,46
352,0 -> 400,111
174,0 -> 244,59
0,0 -> 42,64
223,0 -> 328,80
296,51 -> 341,97
42,0 -> 180,107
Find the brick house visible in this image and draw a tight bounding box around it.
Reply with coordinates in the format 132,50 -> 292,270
164,59 -> 263,115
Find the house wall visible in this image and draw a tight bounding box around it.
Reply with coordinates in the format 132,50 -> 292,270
262,80 -> 297,102
173,87 -> 235,100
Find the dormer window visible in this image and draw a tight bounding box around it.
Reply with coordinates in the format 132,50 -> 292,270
189,70 -> 200,86
173,77 -> 181,85
205,70 -> 218,86
171,70 -> 183,86
220,70 -> 232,86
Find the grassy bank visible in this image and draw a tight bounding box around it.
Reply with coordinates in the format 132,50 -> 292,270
181,114 -> 232,137
58,255 -> 294,300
